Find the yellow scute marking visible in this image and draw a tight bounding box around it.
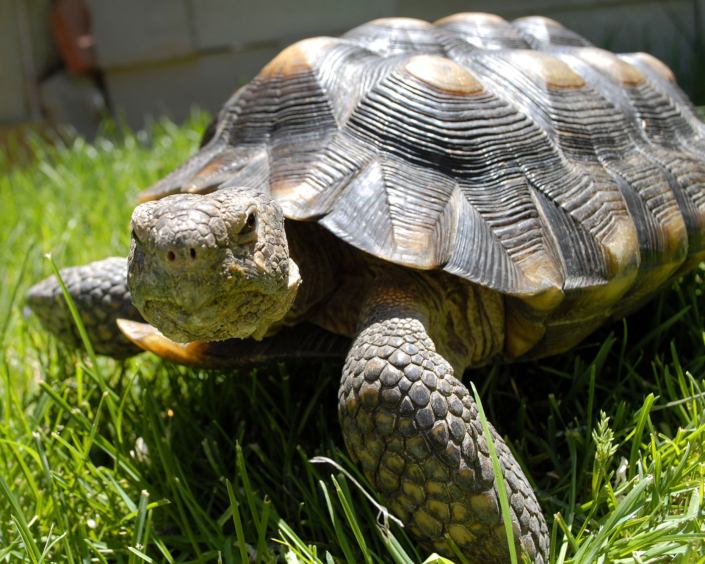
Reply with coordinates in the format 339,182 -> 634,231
259,37 -> 334,77
628,52 -> 676,83
434,12 -> 506,26
578,48 -> 644,85
514,15 -> 565,28
508,51 -> 586,88
603,220 -> 640,280
366,17 -> 433,29
404,55 -> 484,94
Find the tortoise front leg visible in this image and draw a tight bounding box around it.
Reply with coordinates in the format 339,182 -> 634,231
338,283 -> 549,564
26,257 -> 144,359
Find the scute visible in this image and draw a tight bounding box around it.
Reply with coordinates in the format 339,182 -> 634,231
512,16 -> 593,48
342,17 -> 447,57
138,13 -> 705,358
260,37 -> 337,77
623,52 -> 675,83
403,55 -> 483,95
571,48 -> 644,86
434,13 -> 531,50
501,50 -> 586,88
436,12 -> 505,26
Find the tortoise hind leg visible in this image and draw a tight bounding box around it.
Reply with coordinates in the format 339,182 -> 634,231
338,281 -> 549,563
26,257 -> 143,359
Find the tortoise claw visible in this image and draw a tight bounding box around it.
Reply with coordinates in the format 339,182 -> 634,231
117,319 -> 208,367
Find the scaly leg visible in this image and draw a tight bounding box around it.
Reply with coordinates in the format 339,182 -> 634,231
338,282 -> 549,563
26,257 -> 143,359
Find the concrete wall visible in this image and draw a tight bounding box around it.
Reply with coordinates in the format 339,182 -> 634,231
0,0 -> 59,123
2,0 -> 704,130
88,0 -> 705,130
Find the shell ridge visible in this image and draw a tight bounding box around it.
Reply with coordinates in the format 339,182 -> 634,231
280,133 -> 376,219
511,16 -> 593,49
443,190 -> 531,292
551,51 -> 637,120
528,183 -> 608,291
620,52 -> 705,139
645,154 -> 705,257
319,159 -> 395,258
465,53 -> 559,143
435,12 -> 532,51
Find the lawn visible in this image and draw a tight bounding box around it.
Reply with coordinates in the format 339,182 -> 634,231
1,114 -> 704,564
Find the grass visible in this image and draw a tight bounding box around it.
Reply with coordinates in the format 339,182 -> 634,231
1,113 -> 705,563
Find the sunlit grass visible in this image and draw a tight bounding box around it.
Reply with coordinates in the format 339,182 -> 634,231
1,114 -> 704,563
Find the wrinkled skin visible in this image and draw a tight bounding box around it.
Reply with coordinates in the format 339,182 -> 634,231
128,186 -> 301,343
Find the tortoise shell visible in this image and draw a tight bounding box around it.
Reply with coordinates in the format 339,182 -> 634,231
138,13 -> 705,358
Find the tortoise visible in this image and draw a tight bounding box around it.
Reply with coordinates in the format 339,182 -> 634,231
26,12 -> 705,564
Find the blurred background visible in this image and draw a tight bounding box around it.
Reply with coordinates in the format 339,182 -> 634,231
2,0 -> 704,144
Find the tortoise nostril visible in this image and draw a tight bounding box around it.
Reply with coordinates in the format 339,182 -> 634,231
164,248 -> 204,266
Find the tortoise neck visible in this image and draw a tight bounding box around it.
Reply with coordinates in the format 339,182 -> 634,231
283,221 -> 374,336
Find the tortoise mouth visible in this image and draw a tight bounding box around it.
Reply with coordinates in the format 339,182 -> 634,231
141,293 -> 260,343
134,256 -> 301,344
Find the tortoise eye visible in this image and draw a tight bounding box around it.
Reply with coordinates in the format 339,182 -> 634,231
240,212 -> 257,235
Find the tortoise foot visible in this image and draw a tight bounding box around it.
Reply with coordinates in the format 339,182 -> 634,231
26,257 -> 143,359
340,310 -> 549,563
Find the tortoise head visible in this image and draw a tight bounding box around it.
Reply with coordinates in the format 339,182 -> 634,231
127,186 -> 301,343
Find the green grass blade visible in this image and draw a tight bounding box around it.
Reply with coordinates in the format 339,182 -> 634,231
0,238 -> 33,347
332,475 -> 373,564
445,534 -> 471,564
235,442 -> 273,562
227,479 -> 251,564
129,490 -> 150,564
44,253 -> 120,429
573,476 -> 653,563
11,515 -> 40,564
319,479 -> 357,564
127,546 -> 156,563
44,253 -> 100,375
0,458 -> 42,562
39,530 -> 68,564
255,497 -> 271,564
629,394 -> 655,480
470,381 -> 518,564
83,539 -> 111,564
